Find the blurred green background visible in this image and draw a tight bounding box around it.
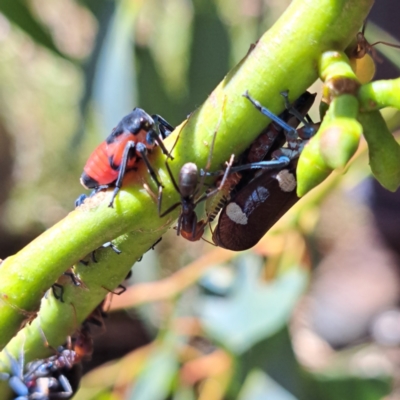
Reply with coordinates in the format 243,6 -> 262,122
1,1 -> 400,399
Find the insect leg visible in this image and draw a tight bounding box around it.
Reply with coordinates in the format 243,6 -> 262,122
280,91 -> 316,139
109,141 -> 137,208
243,90 -> 298,140
54,374 -> 74,398
51,284 -> 65,303
228,157 -> 291,173
152,114 -> 175,139
136,142 -> 164,192
158,161 -> 182,216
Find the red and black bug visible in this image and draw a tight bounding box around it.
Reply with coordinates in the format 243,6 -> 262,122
81,109 -> 174,207
211,90 -> 318,251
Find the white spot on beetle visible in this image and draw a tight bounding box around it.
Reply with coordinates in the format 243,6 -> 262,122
226,203 -> 248,225
276,169 -> 296,192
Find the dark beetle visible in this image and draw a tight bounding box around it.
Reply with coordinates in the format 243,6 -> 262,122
211,91 -> 318,251
212,159 -> 299,250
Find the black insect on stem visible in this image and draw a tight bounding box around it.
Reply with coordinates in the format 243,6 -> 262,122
212,90 -> 318,251
158,98 -> 232,242
159,156 -> 235,242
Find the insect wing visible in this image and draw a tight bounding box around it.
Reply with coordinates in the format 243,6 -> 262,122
213,162 -> 299,251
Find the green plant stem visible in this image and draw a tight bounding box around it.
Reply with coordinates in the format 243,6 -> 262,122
0,0 -> 373,375
359,111 -> 400,191
358,78 -> 400,111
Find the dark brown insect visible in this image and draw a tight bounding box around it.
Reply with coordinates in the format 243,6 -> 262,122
212,90 -> 318,251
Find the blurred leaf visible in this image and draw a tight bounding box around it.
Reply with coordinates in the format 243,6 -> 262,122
128,340 -> 179,400
238,369 -> 299,400
199,254 -> 308,354
95,392 -> 117,400
308,373 -> 391,400
71,0 -> 116,148
92,0 -> 139,139
304,345 -> 392,400
0,0 -> 68,60
187,0 -> 230,111
77,0 -> 113,18
173,385 -> 196,400
136,45 -> 180,123
365,22 -> 400,71
237,326 -> 305,399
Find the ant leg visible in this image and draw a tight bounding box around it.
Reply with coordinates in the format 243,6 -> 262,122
63,272 -> 81,287
103,285 -> 127,295
197,96 -> 226,193
51,284 -> 65,302
150,237 -> 162,250
136,143 -> 164,193
158,162 -> 182,217
160,202 -> 183,221
109,141 -> 137,208
176,212 -> 183,236
137,238 -> 162,262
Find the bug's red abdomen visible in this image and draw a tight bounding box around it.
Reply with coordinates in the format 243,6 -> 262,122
81,131 -> 149,188
82,141 -> 119,187
79,107 -> 174,209
107,132 -> 149,169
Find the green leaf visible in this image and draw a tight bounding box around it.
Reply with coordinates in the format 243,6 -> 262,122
187,0 -> 230,111
92,0 -> 138,138
173,386 -> 196,400
238,369 -> 299,400
0,0 -> 68,60
302,343 -> 392,400
309,374 -> 391,400
128,341 -> 179,400
199,255 -> 308,354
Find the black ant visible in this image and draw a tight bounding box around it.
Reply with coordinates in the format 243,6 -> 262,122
158,157 -> 234,241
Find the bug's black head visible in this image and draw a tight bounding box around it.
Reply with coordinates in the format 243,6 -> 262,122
112,108 -> 155,139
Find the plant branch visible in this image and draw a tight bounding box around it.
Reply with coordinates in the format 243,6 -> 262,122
0,0 -> 373,373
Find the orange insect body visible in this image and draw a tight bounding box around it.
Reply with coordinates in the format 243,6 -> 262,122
80,108 -> 173,207
82,129 -> 151,185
